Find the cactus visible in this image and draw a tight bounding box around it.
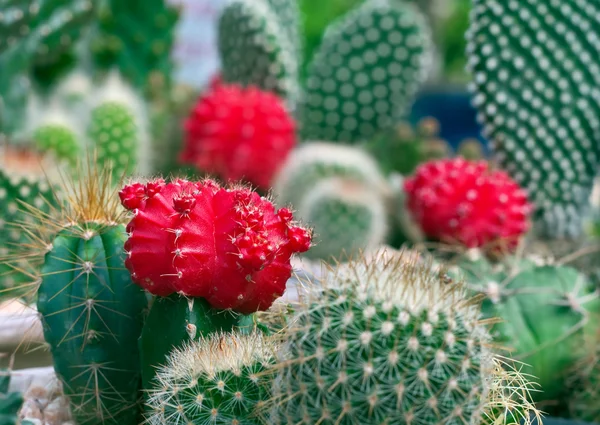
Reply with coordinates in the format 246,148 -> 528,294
296,177 -> 388,261
91,0 -> 180,95
466,0 -> 600,240
180,83 -> 297,190
568,331 -> 600,422
0,147 -> 58,293
299,0 -> 433,143
404,158 -> 533,253
265,249 -> 537,425
448,249 -> 600,406
0,369 -> 24,425
146,332 -> 275,425
4,162 -> 149,425
32,122 -> 80,167
217,0 -> 300,108
365,118 -> 453,176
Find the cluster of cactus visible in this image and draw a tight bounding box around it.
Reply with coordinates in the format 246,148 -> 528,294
272,142 -> 391,261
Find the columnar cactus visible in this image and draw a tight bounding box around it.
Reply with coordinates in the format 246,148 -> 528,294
449,249 -> 600,405
146,332 -> 275,425
300,0 -> 433,143
466,0 -> 600,239
180,83 -> 297,190
272,142 -> 390,260
265,249 -> 534,425
217,0 -> 300,108
4,163 -> 149,425
404,158 -> 533,252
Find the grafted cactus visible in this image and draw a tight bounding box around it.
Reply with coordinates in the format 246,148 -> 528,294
466,0 -> 600,239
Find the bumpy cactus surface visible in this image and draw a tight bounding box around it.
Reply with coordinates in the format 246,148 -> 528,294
272,142 -> 390,260
7,163 -> 148,425
404,158 -> 532,252
180,83 -> 297,190
146,332 -> 275,425
466,0 -> 600,239
120,177 -> 312,313
449,249 -> 600,405
217,0 -> 299,107
32,123 -> 80,167
265,249 -> 528,425
300,0 -> 432,143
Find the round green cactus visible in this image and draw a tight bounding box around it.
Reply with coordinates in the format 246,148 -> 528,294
449,249 -> 600,406
32,123 -> 80,166
146,332 -> 275,425
218,0 -> 299,107
466,0 -> 600,239
267,250 -> 498,425
300,0 -> 433,143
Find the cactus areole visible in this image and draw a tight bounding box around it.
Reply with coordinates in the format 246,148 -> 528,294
120,178 -> 312,313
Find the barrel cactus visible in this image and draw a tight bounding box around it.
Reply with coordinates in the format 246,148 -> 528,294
265,249 -> 539,425
466,0 -> 600,239
448,249 -> 600,407
146,332 -> 275,425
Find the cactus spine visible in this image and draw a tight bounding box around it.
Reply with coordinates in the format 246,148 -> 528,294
466,0 -> 600,239
146,332 -> 275,425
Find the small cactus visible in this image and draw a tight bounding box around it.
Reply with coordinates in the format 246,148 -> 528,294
568,331 -> 600,423
0,369 -> 24,425
300,0 -> 433,143
32,121 -> 80,167
466,0 -> 600,239
404,158 -> 533,252
119,177 -> 312,313
180,83 -> 297,190
146,332 -> 275,425
217,0 -> 300,108
265,249 -> 537,425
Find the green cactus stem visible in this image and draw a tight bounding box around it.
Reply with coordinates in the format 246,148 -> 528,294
32,123 -> 80,167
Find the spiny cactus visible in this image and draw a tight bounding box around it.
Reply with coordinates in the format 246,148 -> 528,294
448,248 -> 600,406
180,83 -> 297,190
568,331 -> 600,422
32,118 -> 80,167
265,249 -> 537,425
404,158 -> 533,252
300,0 -> 433,143
466,0 -> 600,240
119,177 -> 312,313
3,162 -> 149,425
217,0 -> 300,108
0,147 -> 58,293
146,332 -> 275,425
91,0 -> 180,95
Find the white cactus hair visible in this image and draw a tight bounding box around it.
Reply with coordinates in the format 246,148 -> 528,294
88,70 -> 153,176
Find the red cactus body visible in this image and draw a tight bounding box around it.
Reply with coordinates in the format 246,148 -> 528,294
404,158 -> 533,250
180,83 -> 296,190
119,178 -> 311,313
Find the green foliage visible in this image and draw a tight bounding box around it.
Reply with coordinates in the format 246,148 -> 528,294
300,0 -> 432,143
37,223 -> 148,425
267,252 -> 497,425
466,0 -> 600,239
146,332 -> 275,425
449,250 -> 600,407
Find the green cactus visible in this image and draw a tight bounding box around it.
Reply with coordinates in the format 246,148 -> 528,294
139,294 -> 257,393
0,369 -> 24,425
365,118 -> 453,176
4,163 -> 149,425
91,0 -> 180,96
299,0 -> 432,143
217,0 -> 300,108
456,138 -> 485,161
145,332 -> 275,425
265,0 -> 302,60
296,177 -> 388,261
448,249 -> 600,409
0,147 -> 58,294
265,249 -> 536,425
567,331 -> 600,422
32,123 -> 80,167
466,0 -> 600,239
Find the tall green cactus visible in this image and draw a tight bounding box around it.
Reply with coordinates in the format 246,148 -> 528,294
4,163 -> 148,425
264,249 -> 538,425
146,332 -> 275,425
218,0 -> 300,108
300,0 -> 433,143
466,0 -> 600,239
448,249 -> 600,408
